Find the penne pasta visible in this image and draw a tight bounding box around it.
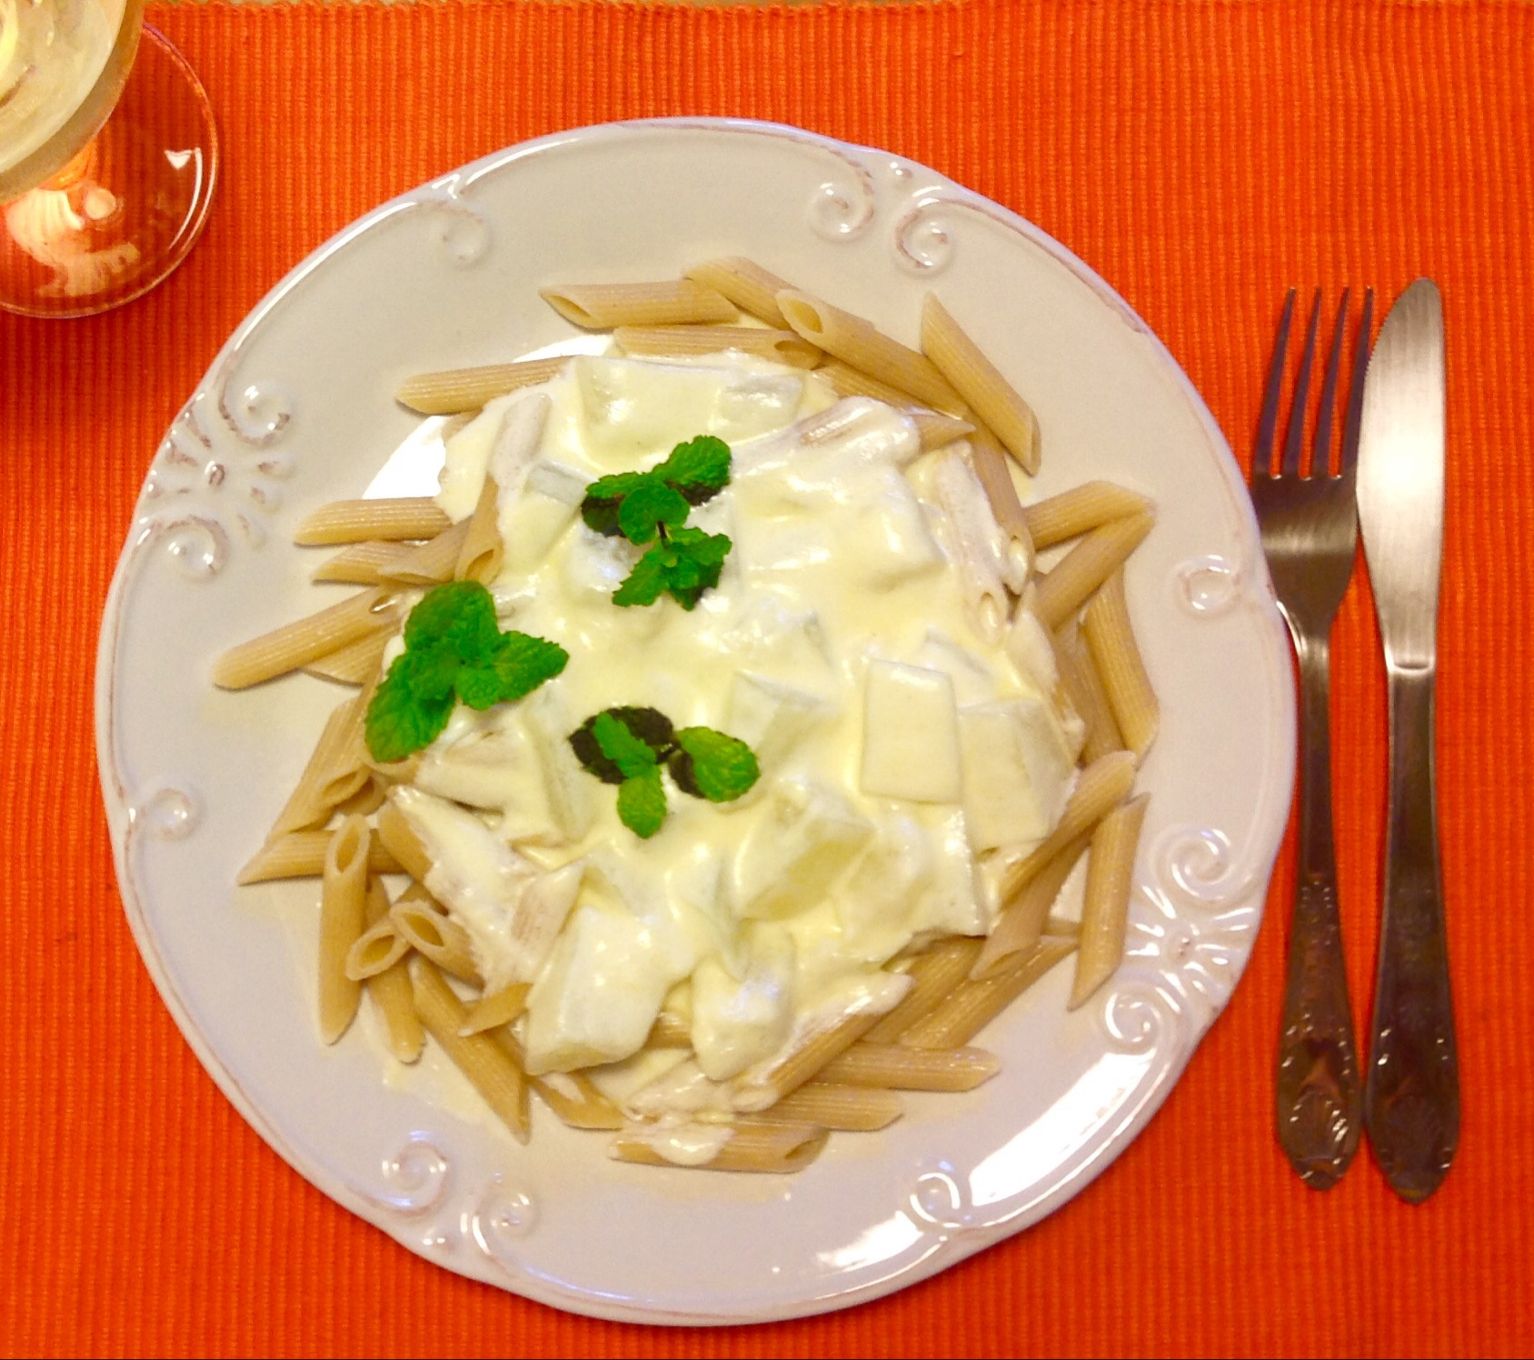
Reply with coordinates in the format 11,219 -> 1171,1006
345,911 -> 410,981
910,410 -> 977,453
410,958 -> 530,1142
862,938 -> 983,1044
540,279 -> 736,329
1033,511 -> 1155,630
318,816 -> 370,1044
998,749 -> 1138,902
265,692 -> 371,840
459,982 -> 530,1036
391,888 -> 482,986
1069,794 -> 1149,1010
646,1011 -> 692,1049
1083,569 -> 1159,760
1053,618 -> 1125,765
683,257 -> 796,327
312,540 -> 408,586
967,426 -> 1034,547
612,324 -> 821,369
818,1043 -> 1000,1092
302,630 -> 390,687
359,878 -> 423,1062
739,1003 -> 894,1109
902,939 -> 1078,1049
237,831 -> 402,884
920,294 -> 1041,473
531,1072 -> 625,1130
974,833 -> 1091,980
454,474 -> 503,584
1021,481 -> 1155,550
333,772 -> 389,819
374,799 -> 434,882
294,498 -> 451,547
929,446 -> 1015,636
608,1122 -> 829,1175
213,587 -> 400,690
378,519 -> 470,587
394,356 -> 568,416
751,1083 -> 903,1132
776,290 -> 965,414
816,358 -> 926,411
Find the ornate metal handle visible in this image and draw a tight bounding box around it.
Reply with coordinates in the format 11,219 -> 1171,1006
1364,665 -> 1459,1201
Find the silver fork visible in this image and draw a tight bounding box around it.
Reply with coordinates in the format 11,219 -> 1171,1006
1252,287 -> 1373,1189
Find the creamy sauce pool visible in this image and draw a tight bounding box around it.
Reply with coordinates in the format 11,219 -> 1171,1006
388,352 -> 1080,1118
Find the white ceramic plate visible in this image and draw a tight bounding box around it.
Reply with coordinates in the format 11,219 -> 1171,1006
96,118 -> 1293,1325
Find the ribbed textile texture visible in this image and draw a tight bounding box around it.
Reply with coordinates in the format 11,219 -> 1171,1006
3,2 -> 1532,1355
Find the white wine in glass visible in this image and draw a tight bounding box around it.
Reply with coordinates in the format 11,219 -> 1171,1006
0,0 -> 217,317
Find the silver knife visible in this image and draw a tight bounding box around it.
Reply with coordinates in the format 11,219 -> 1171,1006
1355,278 -> 1459,1202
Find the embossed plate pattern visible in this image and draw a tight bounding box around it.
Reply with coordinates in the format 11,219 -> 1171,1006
96,119 -> 1294,1324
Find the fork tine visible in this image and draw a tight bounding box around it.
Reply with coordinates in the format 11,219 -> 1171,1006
1254,289 -> 1296,479
1281,290 -> 1322,477
1313,289 -> 1349,477
1340,287 -> 1375,473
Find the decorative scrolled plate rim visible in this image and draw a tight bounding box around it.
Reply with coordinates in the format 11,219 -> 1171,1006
95,117 -> 1294,1326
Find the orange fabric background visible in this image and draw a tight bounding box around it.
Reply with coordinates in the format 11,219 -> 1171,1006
4,1 -> 1533,1355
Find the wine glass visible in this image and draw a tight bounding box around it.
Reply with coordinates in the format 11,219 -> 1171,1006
0,0 -> 217,317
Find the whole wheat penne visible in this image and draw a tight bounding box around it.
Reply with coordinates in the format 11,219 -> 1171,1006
921,294 -> 1041,473
1053,619 -> 1125,764
1044,914 -> 1083,939
929,446 -> 1015,635
369,519 -> 469,588
902,938 -> 1078,1050
684,258 -> 796,327
394,357 -> 568,415
738,994 -> 904,1110
863,938 -> 984,1044
213,587 -> 399,690
410,958 -> 529,1141
998,750 -> 1138,902
1070,794 -> 1149,1010
647,1011 -> 692,1049
777,290 -> 965,414
818,1043 -> 1000,1091
374,799 -> 434,882
541,279 -> 736,329
302,630 -> 390,687
1033,511 -> 1155,630
1022,481 -> 1155,549
612,324 -> 821,369
975,834 -> 1091,980
391,889 -> 482,986
609,1122 -> 828,1174
532,1071 -> 626,1130
345,911 -> 410,981
454,474 -> 503,583
752,1083 -> 903,1132
264,693 -> 371,840
816,358 -> 926,411
1083,568 -> 1159,760
360,878 -> 423,1062
459,982 -> 530,1036
237,832 -> 402,884
967,426 -> 1034,547
318,817 -> 370,1044
911,410 -> 977,453
294,498 -> 451,547
312,540 -> 408,586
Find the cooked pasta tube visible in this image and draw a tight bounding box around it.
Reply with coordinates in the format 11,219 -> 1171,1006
312,540 -> 408,586
345,910 -> 410,982
531,1072 -> 625,1130
998,750 -> 1138,902
815,358 -> 925,411
1053,619 -> 1125,765
750,1083 -> 903,1132
928,446 -> 1015,636
902,938 -> 1077,1049
318,816 -> 370,1044
612,324 -> 821,369
264,693 -> 371,840
1083,568 -> 1159,760
458,983 -> 530,1036
302,630 -> 390,687
910,410 -> 977,453
391,889 -> 482,986
739,1002 -> 897,1110
967,426 -> 1034,548
213,587 -> 400,690
684,257 -> 796,327
776,290 -> 965,413
818,1043 -> 1000,1092
410,958 -> 529,1142
360,878 -> 423,1062
454,474 -> 503,583
609,1122 -> 828,1174
237,832 -> 402,884
862,938 -> 983,1044
1033,511 -> 1155,629
1069,794 -> 1149,1010
374,799 -> 434,882
394,357 -> 568,415
540,279 -> 736,329
921,294 -> 1041,473
378,520 -> 470,587
294,498 -> 451,547
974,834 -> 1091,981
646,1011 -> 692,1048
1022,481 -> 1155,549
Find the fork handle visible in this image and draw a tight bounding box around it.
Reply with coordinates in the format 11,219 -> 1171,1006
1275,632 -> 1363,1188
1364,664 -> 1459,1201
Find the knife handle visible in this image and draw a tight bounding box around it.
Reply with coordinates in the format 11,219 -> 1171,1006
1275,633 -> 1363,1188
1364,665 -> 1459,1201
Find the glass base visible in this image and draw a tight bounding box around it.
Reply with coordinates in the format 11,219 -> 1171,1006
0,26 -> 218,319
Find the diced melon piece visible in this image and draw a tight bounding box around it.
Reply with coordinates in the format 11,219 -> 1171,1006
958,697 -> 1077,851
497,488 -> 576,577
859,660 -> 962,803
689,926 -> 797,1081
837,814 -> 936,963
519,686 -> 595,841
731,779 -> 876,920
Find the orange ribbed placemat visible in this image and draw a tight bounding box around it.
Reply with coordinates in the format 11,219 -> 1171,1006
4,1 -> 1533,1355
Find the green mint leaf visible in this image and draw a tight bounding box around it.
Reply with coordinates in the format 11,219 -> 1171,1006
402,580 -> 501,659
592,711 -> 660,779
655,435 -> 732,505
455,631 -> 569,710
613,545 -> 670,607
569,706 -> 676,784
616,767 -> 668,838
662,526 -> 732,609
580,471 -> 652,538
364,651 -> 456,763
617,479 -> 689,545
670,727 -> 761,802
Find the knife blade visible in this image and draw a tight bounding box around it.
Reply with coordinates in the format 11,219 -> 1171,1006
1355,278 -> 1459,1202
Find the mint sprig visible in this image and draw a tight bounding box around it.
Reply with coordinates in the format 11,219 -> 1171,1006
365,581 -> 568,763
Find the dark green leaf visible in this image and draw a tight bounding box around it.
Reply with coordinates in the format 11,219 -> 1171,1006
616,767 -> 668,838
673,726 -> 760,802
364,652 -> 456,763
612,546 -> 670,607
655,435 -> 732,505
455,631 -> 569,710
592,711 -> 661,779
617,479 -> 689,545
403,580 -> 501,659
